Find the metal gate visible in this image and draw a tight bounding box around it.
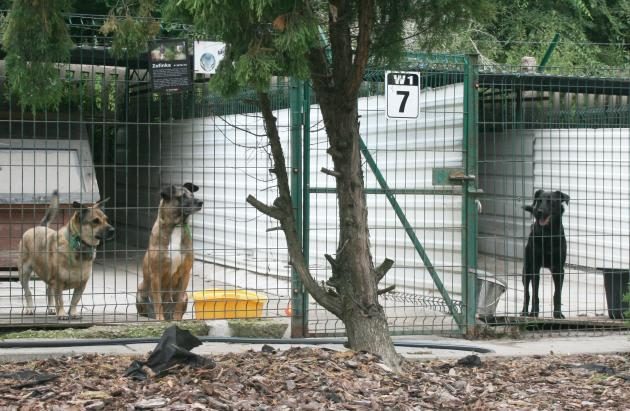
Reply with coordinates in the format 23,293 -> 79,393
298,54 -> 478,336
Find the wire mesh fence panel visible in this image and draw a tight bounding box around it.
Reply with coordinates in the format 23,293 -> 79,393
0,28 -> 294,331
1,16 -> 629,340
477,63 -> 630,335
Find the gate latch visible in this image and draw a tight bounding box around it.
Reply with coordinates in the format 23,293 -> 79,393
432,168 -> 476,186
449,170 -> 476,182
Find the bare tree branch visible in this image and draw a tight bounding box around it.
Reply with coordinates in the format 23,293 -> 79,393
253,92 -> 343,317
324,253 -> 338,269
375,258 -> 394,283
246,195 -> 285,220
321,167 -> 342,178
377,285 -> 396,295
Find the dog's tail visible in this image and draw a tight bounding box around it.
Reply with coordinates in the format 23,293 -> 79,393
39,190 -> 60,227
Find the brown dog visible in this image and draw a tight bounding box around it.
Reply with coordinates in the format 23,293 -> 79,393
136,183 -> 203,321
18,191 -> 115,319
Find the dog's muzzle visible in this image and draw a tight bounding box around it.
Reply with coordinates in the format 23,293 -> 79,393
537,214 -> 551,226
188,199 -> 203,214
97,226 -> 116,241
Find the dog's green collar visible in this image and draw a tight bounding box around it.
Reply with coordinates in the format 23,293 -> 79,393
67,221 -> 96,255
178,223 -> 192,240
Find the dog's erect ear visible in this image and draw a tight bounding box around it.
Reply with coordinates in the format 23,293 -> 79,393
523,189 -> 544,213
555,190 -> 570,204
72,201 -> 91,221
160,185 -> 176,200
183,182 -> 199,193
532,189 -> 544,206
94,197 -> 111,208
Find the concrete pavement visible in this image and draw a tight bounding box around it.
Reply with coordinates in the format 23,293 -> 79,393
0,334 -> 627,363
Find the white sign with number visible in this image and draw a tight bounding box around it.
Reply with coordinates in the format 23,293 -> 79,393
385,71 -> 420,119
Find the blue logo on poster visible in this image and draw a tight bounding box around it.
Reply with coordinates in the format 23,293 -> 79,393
200,53 -> 216,72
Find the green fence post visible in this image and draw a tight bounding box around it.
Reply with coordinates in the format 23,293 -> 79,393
289,77 -> 307,337
301,81 -> 311,333
538,33 -> 560,73
463,54 -> 480,333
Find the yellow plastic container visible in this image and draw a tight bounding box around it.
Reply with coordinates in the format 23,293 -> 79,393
191,289 -> 267,320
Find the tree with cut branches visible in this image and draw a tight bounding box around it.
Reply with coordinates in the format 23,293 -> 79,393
161,0 -> 490,371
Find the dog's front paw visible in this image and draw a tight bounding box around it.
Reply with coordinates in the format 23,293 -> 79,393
23,308 -> 34,316
56,312 -> 70,320
527,311 -> 539,318
553,311 -> 565,319
46,308 -> 56,315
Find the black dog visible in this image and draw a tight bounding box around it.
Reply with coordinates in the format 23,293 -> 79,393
521,189 -> 570,319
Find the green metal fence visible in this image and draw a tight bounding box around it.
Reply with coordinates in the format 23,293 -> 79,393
476,63 -> 630,334
302,55 -> 630,337
1,18 -> 629,337
0,27 -> 299,329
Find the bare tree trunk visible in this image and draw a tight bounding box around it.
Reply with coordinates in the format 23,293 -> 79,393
250,0 -> 402,372
304,0 -> 401,370
248,93 -> 342,319
317,92 -> 402,371
251,89 -> 401,372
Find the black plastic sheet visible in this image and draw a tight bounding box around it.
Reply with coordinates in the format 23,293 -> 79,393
125,325 -> 215,380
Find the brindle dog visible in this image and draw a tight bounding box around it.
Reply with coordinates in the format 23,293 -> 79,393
136,183 -> 203,321
18,190 -> 115,319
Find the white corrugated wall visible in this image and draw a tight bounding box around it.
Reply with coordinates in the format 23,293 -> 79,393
535,128 -> 630,270
160,106 -> 291,277
479,128 -> 630,270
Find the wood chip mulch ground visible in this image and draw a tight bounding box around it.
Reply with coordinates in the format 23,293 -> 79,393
0,346 -> 628,410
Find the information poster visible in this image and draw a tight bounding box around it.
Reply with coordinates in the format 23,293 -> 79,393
149,39 -> 192,92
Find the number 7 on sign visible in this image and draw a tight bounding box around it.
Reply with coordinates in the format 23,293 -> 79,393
396,91 -> 410,112
385,71 -> 420,120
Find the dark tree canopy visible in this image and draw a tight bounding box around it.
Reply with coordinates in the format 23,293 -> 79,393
431,0 -> 629,70
1,0 -> 627,110
2,0 -> 73,111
